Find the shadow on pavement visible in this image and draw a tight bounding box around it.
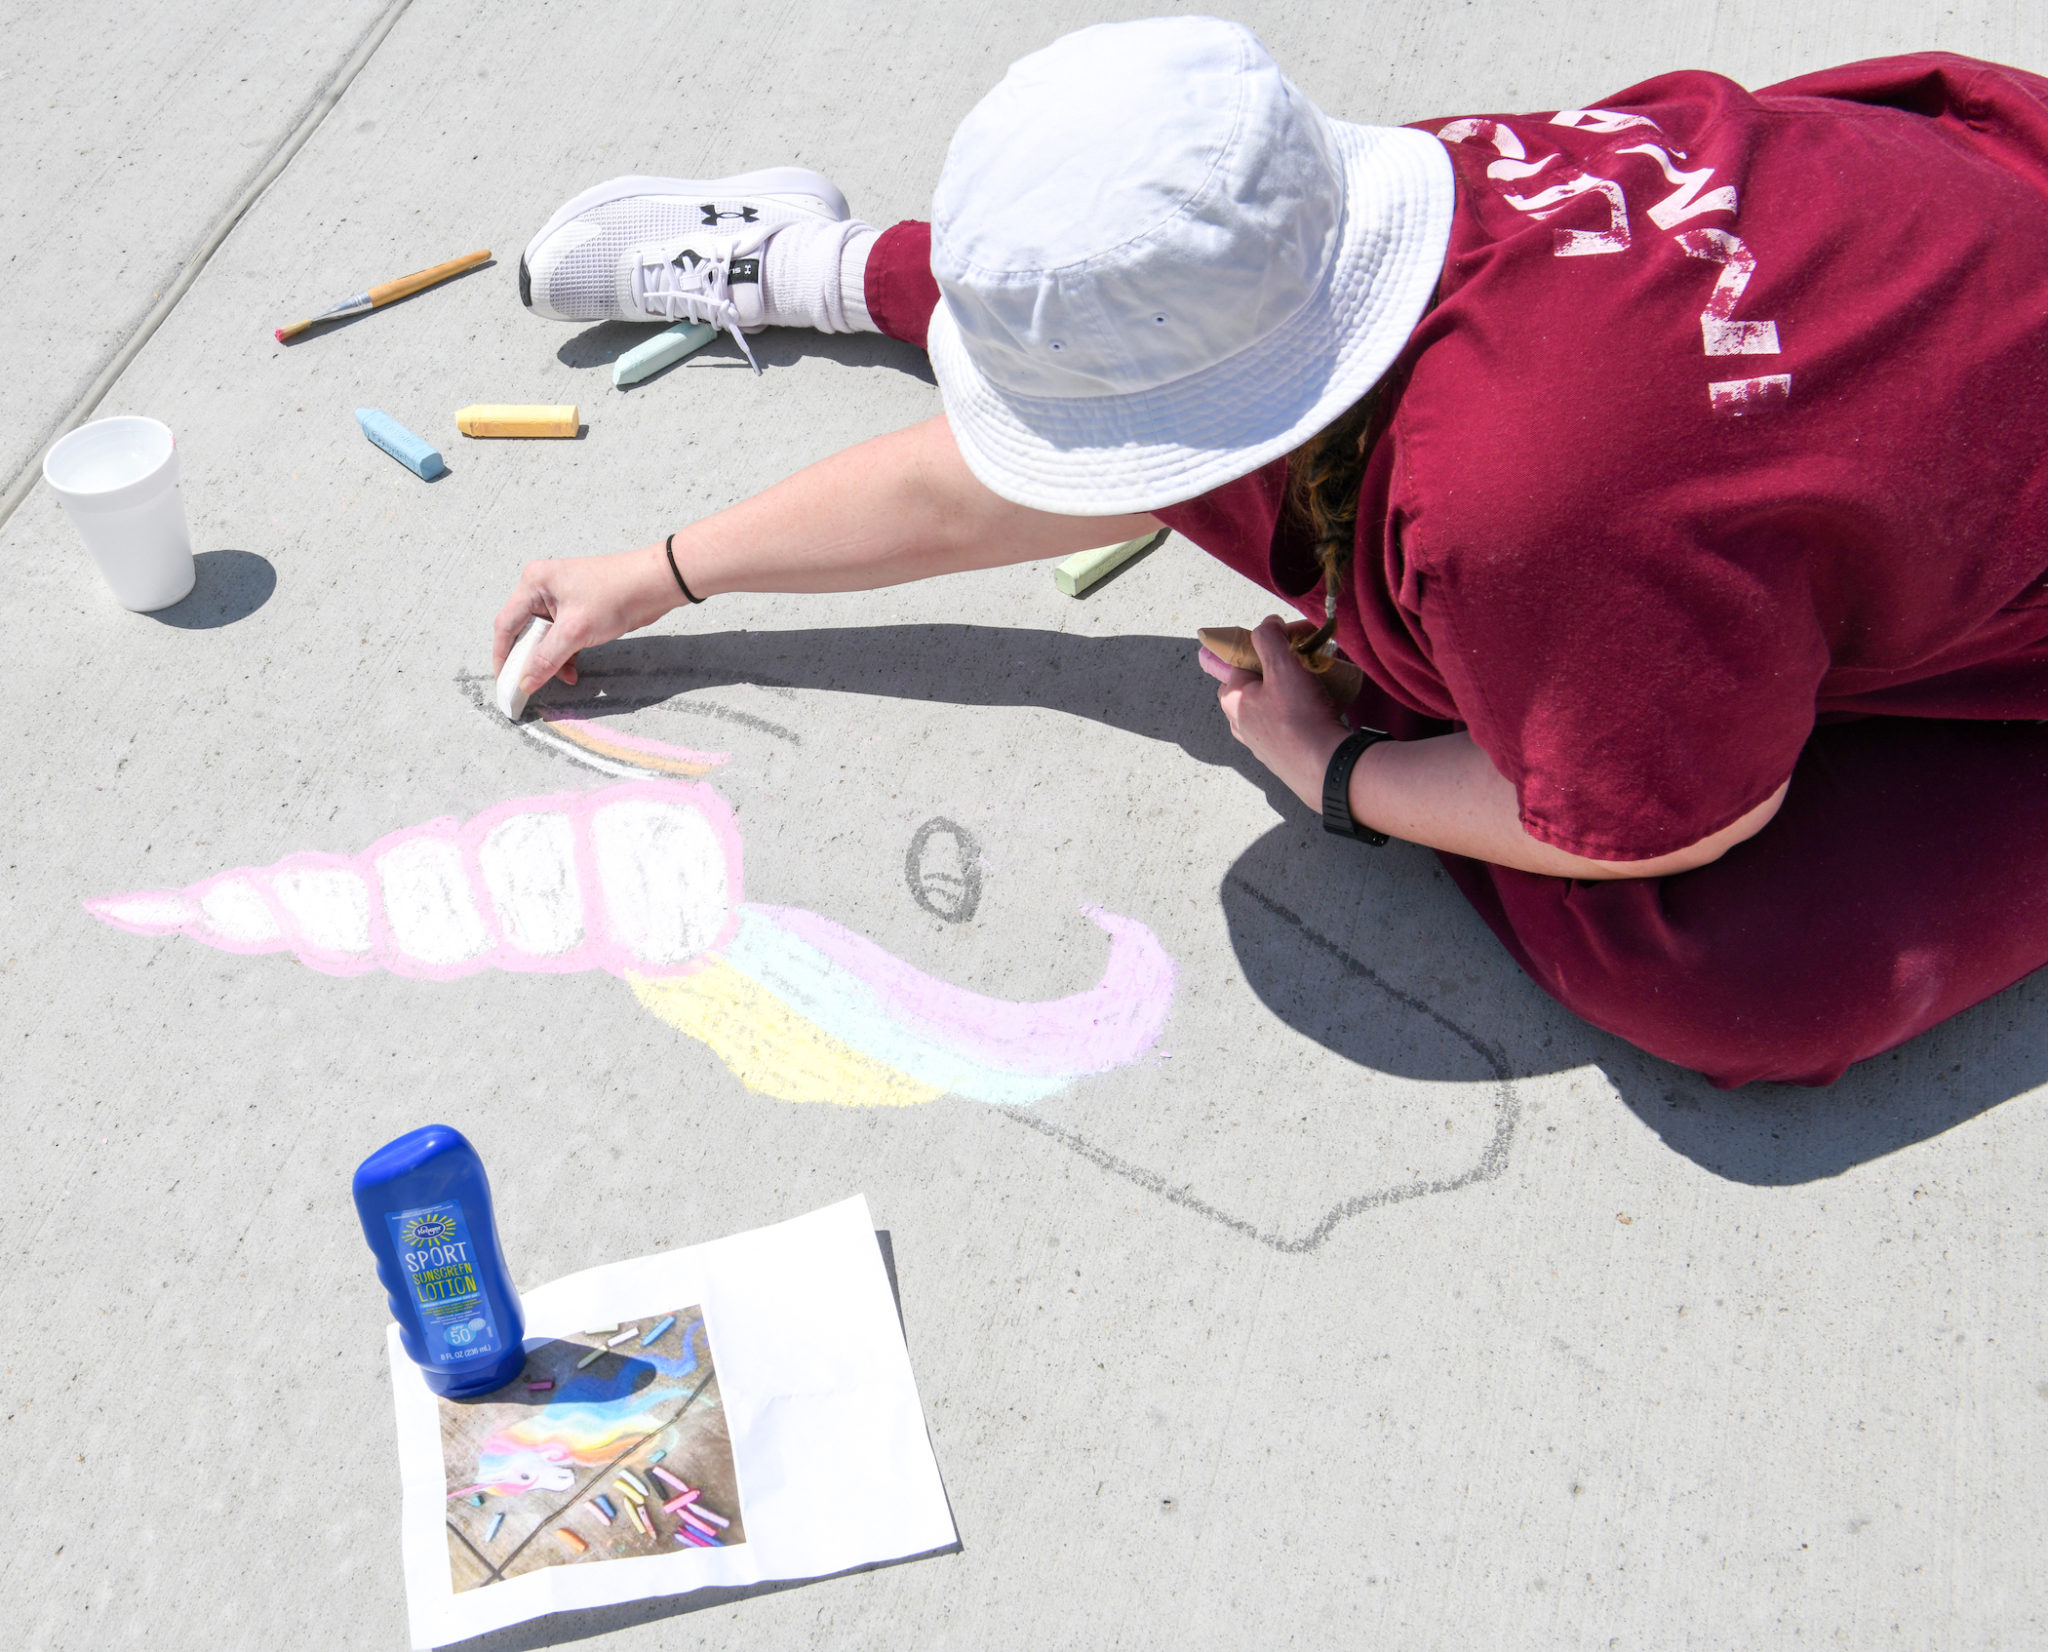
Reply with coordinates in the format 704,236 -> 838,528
147,548 -> 275,629
556,320 -> 935,384
525,622 -> 1294,806
1583,1004 -> 2048,1187
537,624 -> 2048,1187
1223,820 -> 2048,1187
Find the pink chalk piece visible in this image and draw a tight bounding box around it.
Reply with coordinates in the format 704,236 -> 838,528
677,1527 -> 715,1547
661,1490 -> 699,1513
756,903 -> 1176,1077
651,1466 -> 688,1494
689,1504 -> 729,1529
675,1506 -> 716,1537
84,779 -> 745,985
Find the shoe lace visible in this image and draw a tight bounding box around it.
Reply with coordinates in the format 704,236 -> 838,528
629,229 -> 770,373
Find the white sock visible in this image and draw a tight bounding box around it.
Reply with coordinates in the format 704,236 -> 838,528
839,227 -> 879,332
761,218 -> 879,332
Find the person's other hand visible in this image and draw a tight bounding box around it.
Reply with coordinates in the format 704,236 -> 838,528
491,545 -> 677,694
1201,615 -> 1351,808
1277,616 -> 1366,710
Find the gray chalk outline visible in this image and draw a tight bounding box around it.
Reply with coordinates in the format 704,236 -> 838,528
454,676 -> 1517,1251
1000,875 -> 1520,1255
454,671 -> 803,747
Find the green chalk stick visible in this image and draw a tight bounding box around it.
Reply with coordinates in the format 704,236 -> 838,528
1054,529 -> 1166,597
614,320 -> 718,387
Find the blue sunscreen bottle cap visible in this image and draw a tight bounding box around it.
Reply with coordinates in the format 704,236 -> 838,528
353,1124 -> 527,1397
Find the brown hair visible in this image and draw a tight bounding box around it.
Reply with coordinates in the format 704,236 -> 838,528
1283,378 -> 1395,661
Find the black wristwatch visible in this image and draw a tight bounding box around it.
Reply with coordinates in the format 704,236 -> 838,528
1322,726 -> 1391,844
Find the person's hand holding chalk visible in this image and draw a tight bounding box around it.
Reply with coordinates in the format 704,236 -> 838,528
490,418 -> 1159,707
492,539 -> 690,699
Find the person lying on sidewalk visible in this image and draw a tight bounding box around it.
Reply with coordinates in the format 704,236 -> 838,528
494,16 -> 2048,1089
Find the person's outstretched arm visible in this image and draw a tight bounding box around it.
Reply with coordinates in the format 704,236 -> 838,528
492,415 -> 1159,690
493,419 -> 1779,881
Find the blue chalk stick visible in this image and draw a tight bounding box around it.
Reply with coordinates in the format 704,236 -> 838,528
613,320 -> 717,387
355,408 -> 445,479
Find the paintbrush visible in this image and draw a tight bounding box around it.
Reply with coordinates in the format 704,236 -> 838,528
274,248 -> 490,341
1197,625 -> 1339,674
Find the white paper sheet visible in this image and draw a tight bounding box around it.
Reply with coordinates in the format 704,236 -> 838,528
389,1195 -> 955,1647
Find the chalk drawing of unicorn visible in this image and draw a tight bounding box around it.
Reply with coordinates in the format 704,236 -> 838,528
85,731 -> 1175,1109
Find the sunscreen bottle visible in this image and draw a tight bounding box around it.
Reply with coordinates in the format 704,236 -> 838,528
353,1124 -> 526,1397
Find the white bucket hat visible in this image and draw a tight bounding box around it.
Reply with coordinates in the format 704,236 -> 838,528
926,15 -> 1455,516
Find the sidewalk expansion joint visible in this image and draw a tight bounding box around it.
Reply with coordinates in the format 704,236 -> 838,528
0,0 -> 420,534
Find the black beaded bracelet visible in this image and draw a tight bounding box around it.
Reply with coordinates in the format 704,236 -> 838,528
665,533 -> 703,604
1322,726 -> 1391,844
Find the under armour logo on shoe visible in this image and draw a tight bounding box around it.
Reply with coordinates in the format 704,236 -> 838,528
728,258 -> 760,285
701,205 -> 759,225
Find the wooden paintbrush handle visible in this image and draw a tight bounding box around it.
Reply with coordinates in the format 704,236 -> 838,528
368,249 -> 490,307
1197,625 -> 1338,674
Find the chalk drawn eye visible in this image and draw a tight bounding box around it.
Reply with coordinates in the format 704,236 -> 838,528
1153,314 -> 1168,324
905,817 -> 983,924
1048,340 -> 1065,352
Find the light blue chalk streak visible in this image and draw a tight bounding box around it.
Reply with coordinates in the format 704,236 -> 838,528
717,910 -> 1065,1106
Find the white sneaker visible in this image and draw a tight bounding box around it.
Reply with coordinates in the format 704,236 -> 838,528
520,169 -> 866,368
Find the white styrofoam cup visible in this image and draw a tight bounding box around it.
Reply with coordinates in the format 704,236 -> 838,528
42,416 -> 196,611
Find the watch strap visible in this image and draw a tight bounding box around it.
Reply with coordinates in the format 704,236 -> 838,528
1322,726 -> 1391,844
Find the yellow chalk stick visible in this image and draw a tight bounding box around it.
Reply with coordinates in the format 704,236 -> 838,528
1054,529 -> 1166,597
455,404 -> 579,438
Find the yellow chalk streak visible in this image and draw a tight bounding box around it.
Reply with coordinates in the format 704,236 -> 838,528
628,960 -> 941,1108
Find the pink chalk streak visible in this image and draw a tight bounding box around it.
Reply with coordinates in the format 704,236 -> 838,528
756,903 -> 1176,1077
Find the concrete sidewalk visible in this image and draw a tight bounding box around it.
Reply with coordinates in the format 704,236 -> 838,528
2,3 -> 2045,1648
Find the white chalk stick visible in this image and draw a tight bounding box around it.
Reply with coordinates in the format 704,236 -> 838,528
496,617 -> 551,721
